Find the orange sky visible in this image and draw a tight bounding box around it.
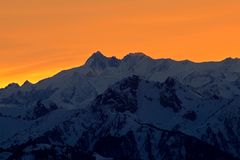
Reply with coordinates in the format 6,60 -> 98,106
0,0 -> 240,87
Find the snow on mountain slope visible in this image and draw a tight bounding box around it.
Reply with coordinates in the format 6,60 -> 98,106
1,52 -> 240,159
199,96 -> 240,157
0,52 -> 239,113
1,52 -> 240,107
1,76 -> 240,159
0,117 -> 31,142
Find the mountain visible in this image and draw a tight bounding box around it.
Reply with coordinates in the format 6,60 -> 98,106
0,52 -> 240,159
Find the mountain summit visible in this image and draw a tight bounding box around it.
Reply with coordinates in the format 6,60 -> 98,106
85,51 -> 106,65
85,51 -> 120,71
0,51 -> 240,159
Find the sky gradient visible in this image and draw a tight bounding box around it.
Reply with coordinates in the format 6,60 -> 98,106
0,0 -> 240,87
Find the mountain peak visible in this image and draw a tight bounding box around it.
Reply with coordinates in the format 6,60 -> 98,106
122,52 -> 152,64
91,51 -> 105,57
223,57 -> 240,63
85,51 -> 107,65
22,80 -> 32,87
5,83 -> 20,90
86,51 -> 106,62
85,51 -> 120,71
123,52 -> 149,59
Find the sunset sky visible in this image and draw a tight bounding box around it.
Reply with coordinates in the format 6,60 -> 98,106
0,0 -> 240,87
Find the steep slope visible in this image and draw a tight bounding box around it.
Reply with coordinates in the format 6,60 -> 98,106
0,52 -> 240,113
1,52 -> 240,159
1,76 -> 240,159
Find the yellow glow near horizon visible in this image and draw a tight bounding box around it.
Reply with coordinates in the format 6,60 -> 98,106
0,0 -> 240,87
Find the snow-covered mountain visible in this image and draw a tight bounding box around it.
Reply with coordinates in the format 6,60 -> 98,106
1,52 -> 240,160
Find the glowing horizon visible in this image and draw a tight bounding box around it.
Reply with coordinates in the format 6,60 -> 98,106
0,0 -> 240,87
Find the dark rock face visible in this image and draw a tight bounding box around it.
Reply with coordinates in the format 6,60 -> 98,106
1,76 -> 240,160
201,114 -> 240,157
4,128 -> 95,160
183,111 -> 197,121
165,77 -> 177,88
3,124 -> 238,160
94,131 -> 140,160
92,75 -> 139,113
95,89 -> 138,113
7,144 -> 95,160
159,77 -> 182,112
32,101 -> 49,119
118,75 -> 139,91
156,131 -> 233,160
159,93 -> 182,112
30,101 -> 58,119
